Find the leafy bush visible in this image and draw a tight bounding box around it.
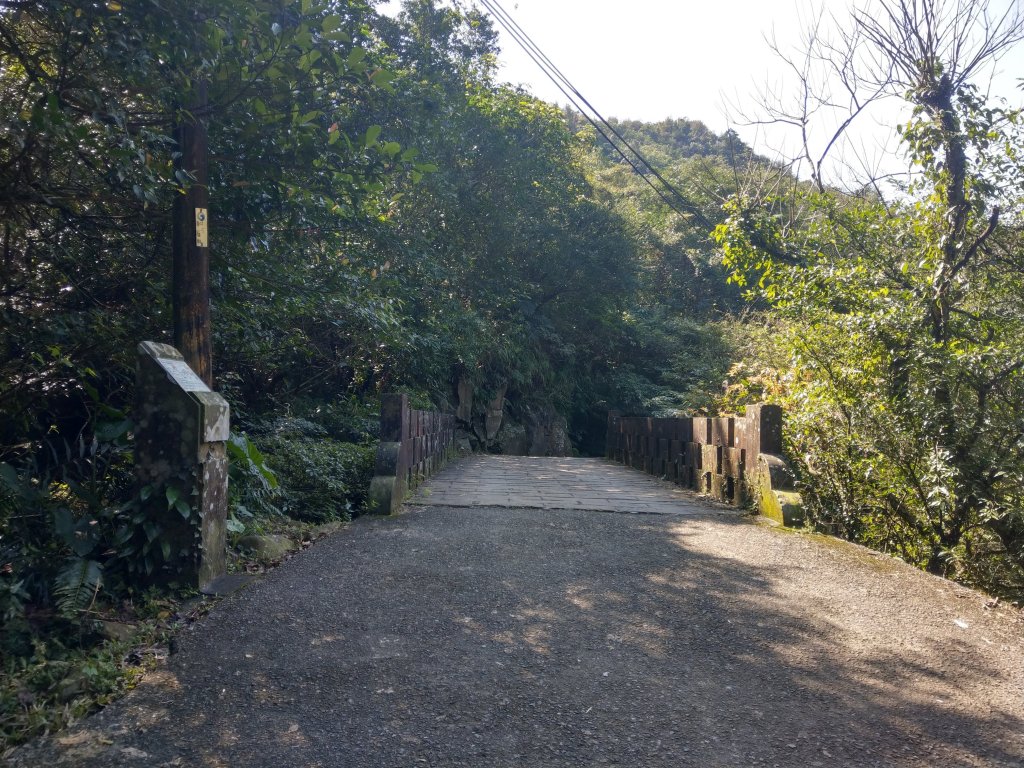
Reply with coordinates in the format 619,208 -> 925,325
292,397 -> 381,443
258,417 -> 327,440
226,432 -> 281,531
256,420 -> 375,523
0,410 -> 136,622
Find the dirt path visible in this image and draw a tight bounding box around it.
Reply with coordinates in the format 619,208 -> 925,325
8,459 -> 1024,767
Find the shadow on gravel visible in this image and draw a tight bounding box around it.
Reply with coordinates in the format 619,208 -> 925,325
13,506 -> 1022,767
405,509 -> 1023,766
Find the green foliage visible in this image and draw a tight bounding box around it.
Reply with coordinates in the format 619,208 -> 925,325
0,401 -> 134,622
227,432 -> 281,530
0,597 -> 175,749
258,428 -> 375,524
715,49 -> 1024,595
598,118 -> 753,166
0,0 -> 406,600
53,559 -> 104,618
0,0 -> 408,440
290,397 -> 381,442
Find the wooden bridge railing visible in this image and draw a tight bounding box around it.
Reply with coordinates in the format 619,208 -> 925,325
368,393 -> 457,515
606,404 -> 804,526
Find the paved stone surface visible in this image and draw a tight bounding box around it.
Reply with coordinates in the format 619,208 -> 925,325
414,455 -> 718,515
7,460 -> 1024,767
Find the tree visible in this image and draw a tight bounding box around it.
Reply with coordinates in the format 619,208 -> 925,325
0,0 -> 409,424
716,0 -> 1024,589
366,1 -> 644,442
0,0 -> 417,612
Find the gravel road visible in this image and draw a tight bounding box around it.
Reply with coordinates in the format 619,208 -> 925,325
7,463 -> 1024,767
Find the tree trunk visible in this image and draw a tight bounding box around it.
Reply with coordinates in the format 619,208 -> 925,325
171,80 -> 212,387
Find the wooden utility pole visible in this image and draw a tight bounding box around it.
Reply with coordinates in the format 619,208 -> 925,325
171,79 -> 213,387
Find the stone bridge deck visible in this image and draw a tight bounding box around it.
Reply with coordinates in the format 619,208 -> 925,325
10,456 -> 1024,768
414,455 -> 719,514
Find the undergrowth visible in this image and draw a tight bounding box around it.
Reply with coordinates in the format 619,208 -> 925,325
1,396 -> 379,754
0,590 -> 191,752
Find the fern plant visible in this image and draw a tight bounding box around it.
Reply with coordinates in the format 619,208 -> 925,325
53,558 -> 103,617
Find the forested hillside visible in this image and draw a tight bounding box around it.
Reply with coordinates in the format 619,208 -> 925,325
2,0 -> 1023,746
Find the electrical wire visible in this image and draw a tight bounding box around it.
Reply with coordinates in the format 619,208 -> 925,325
476,0 -> 667,204
480,0 -> 707,221
477,0 -> 694,221
477,0 -> 712,229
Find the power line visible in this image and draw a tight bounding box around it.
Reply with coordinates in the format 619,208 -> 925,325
476,0 -> 683,217
476,0 -> 692,221
481,0 -> 707,222
477,0 -> 712,229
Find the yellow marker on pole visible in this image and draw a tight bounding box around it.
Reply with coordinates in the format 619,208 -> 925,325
195,208 -> 209,248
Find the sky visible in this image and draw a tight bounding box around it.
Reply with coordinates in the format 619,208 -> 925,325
378,0 -> 1024,185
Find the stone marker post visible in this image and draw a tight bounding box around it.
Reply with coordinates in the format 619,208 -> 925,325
135,342 -> 229,590
368,393 -> 409,515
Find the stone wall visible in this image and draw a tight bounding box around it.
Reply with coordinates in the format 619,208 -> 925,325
605,404 -> 804,526
452,374 -> 571,456
368,394 -> 457,515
